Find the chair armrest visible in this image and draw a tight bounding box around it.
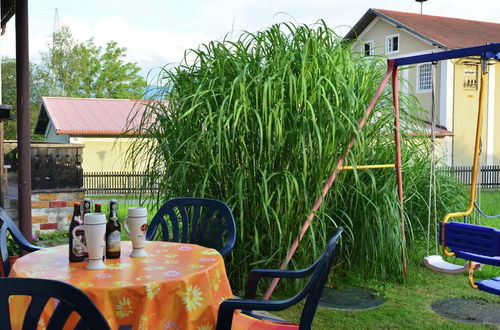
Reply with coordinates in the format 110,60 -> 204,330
216,298 -> 293,330
244,262 -> 318,299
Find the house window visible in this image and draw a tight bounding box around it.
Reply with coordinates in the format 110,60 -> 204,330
363,41 -> 374,56
386,34 -> 399,54
417,63 -> 432,93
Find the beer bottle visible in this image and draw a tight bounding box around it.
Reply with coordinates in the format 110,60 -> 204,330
83,198 -> 91,214
69,202 -> 85,262
105,200 -> 121,258
95,203 -> 102,213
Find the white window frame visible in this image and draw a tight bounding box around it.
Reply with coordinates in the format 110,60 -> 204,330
386,34 -> 399,54
417,63 -> 432,93
362,40 -> 374,56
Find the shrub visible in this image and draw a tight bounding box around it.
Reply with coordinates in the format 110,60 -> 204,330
129,21 -> 466,290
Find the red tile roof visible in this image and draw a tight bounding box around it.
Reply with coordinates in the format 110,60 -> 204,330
35,97 -> 157,136
345,8 -> 500,49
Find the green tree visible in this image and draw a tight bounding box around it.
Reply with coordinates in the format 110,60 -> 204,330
41,26 -> 146,99
1,57 -> 47,140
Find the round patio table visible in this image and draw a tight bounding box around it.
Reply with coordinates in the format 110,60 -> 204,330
11,241 -> 233,329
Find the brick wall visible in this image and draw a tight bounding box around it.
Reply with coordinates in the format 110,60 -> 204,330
30,190 -> 86,232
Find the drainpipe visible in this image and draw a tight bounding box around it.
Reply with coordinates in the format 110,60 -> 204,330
16,0 -> 32,240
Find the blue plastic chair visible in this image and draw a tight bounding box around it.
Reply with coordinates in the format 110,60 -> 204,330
146,197 -> 236,257
0,277 -> 110,329
0,207 -> 42,276
216,227 -> 343,330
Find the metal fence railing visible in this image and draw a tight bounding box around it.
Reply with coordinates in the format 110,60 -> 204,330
83,172 -> 159,195
438,165 -> 500,188
83,166 -> 500,195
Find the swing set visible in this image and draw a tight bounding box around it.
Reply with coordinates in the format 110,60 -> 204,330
264,43 -> 500,299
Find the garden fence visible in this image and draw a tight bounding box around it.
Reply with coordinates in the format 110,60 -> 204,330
84,166 -> 500,195
83,171 -> 159,195
438,165 -> 500,188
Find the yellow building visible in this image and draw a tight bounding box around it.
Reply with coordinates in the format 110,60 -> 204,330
34,97 -> 152,172
345,9 -> 500,166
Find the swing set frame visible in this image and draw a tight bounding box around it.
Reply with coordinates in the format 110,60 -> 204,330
264,42 -> 500,299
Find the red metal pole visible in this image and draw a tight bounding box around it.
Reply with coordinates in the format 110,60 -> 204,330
263,64 -> 395,300
390,60 -> 407,277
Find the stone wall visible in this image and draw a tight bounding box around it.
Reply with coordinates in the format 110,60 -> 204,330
30,189 -> 86,232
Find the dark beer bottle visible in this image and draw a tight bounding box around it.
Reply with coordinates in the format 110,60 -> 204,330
105,200 -> 121,258
69,202 -> 85,262
94,203 -> 102,213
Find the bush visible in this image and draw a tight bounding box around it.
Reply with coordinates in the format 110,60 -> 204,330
129,21 -> 466,290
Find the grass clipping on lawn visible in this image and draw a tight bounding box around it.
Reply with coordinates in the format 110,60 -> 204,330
128,21 -> 466,290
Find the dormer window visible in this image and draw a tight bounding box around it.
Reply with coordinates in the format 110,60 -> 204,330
386,34 -> 399,54
363,41 -> 374,56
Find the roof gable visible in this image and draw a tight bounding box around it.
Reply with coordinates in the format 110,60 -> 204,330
345,8 -> 500,49
35,97 -> 155,136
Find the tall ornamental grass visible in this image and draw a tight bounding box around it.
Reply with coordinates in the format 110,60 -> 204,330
128,21 -> 466,290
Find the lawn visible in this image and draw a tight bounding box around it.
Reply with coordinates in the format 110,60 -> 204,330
271,190 -> 500,329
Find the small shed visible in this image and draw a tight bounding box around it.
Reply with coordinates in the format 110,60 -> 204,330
34,97 -> 151,172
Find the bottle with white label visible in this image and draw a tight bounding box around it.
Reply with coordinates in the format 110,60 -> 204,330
105,200 -> 121,259
69,202 -> 85,262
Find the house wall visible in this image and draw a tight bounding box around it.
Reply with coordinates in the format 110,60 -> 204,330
452,59 -> 488,166
70,137 -> 142,172
350,19 -> 444,125
493,62 -> 500,164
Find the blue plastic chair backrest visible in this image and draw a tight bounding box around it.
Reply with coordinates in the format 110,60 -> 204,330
0,208 -> 42,276
442,222 -> 500,256
0,277 -> 110,330
146,197 -> 236,257
297,228 -> 342,328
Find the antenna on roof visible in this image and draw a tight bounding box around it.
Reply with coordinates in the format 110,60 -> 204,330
52,8 -> 61,44
415,0 -> 428,14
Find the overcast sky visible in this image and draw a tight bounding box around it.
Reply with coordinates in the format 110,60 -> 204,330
1,0 -> 499,81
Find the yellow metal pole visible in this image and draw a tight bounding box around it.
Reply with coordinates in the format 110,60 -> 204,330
340,164 -> 396,170
468,260 -> 479,289
441,61 -> 487,257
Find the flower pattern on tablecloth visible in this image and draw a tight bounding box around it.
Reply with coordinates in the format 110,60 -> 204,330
136,275 -> 153,281
138,313 -> 154,330
164,253 -> 178,258
116,297 -> 133,319
11,241 -> 232,330
38,318 -> 46,330
164,320 -> 180,330
78,281 -> 94,288
144,265 -> 165,271
164,260 -> 180,265
211,270 -> 221,291
107,262 -> 131,270
183,285 -> 204,312
146,282 -> 161,299
164,270 -> 182,278
201,249 -> 219,255
197,324 -> 213,330
190,264 -> 204,269
114,281 -> 133,287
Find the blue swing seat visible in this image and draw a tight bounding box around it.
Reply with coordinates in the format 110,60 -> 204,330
475,277 -> 500,295
441,222 -> 500,295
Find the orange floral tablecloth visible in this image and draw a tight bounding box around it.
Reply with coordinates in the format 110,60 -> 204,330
10,241 -> 233,329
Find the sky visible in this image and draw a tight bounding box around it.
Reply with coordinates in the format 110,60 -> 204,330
1,0 -> 500,82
